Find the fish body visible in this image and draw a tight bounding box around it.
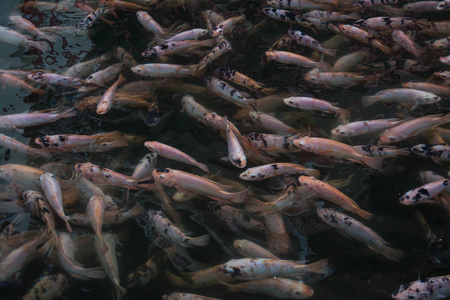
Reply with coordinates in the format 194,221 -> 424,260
288,29 -> 336,56
233,239 -> 279,259
78,8 -> 110,29
338,25 -> 391,55
142,39 -> 215,58
266,50 -> 329,70
239,163 -> 319,181
136,11 -> 170,37
0,134 -> 50,157
392,275 -> 450,300
95,233 -> 127,300
132,153 -> 157,179
392,30 -> 424,58
167,258 -> 329,288
304,69 -> 371,89
243,133 -> 302,153
318,208 -> 403,261
23,273 -> 66,300
131,64 -> 193,77
211,15 -> 246,37
9,15 -> 56,42
70,203 -> 144,226
0,108 -> 76,129
23,190 -> 55,235
209,203 -> 266,232
75,162 -> 155,190
214,67 -> 274,94
39,172 -> 72,232
28,72 -> 84,87
249,111 -> 299,134
402,82 -> 450,97
361,88 -> 440,110
87,196 -> 108,253
0,73 -> 44,95
181,95 -> 211,124
85,63 -> 124,87
355,17 -> 425,30
284,96 -> 349,117
226,119 -> 247,168
148,210 -> 210,247
299,176 -> 373,220
97,74 -> 126,115
56,232 -> 106,280
194,41 -> 232,73
206,77 -> 255,109
412,144 -> 450,163
399,179 -> 449,205
0,26 -> 49,52
152,168 -> 249,203
294,137 -> 383,170
63,53 -> 113,78
380,113 -> 450,143
160,28 -> 209,43
331,118 -> 403,137
144,141 -> 209,172
353,145 -> 410,157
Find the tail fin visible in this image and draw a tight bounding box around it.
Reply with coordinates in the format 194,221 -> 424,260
317,62 -> 330,71
189,234 -> 210,247
305,258 -> 331,276
60,108 -> 78,118
361,96 -> 377,107
62,216 -> 73,233
355,208 -> 374,220
32,89 -> 45,95
28,40 -> 51,52
260,87 -> 277,94
120,203 -> 144,221
196,162 -> 210,173
113,283 -> 127,300
381,246 -> 404,262
337,108 -> 351,118
245,197 -> 277,216
323,48 -> 338,56
228,186 -> 250,203
359,155 -> 383,170
165,270 -> 190,287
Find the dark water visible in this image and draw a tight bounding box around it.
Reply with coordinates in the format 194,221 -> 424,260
0,0 -> 449,300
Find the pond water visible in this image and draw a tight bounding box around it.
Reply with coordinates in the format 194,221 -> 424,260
0,0 -> 449,300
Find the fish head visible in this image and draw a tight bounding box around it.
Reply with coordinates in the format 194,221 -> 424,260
35,136 -> 50,148
131,65 -> 143,75
422,92 -> 441,103
410,144 -> 430,157
248,111 -> 259,122
144,141 -> 157,152
28,72 -> 45,84
142,48 -> 158,58
380,134 -> 400,144
136,11 -> 147,22
436,1 -> 450,9
152,168 -> 174,186
211,25 -> 224,37
331,125 -> 353,137
298,175 -> 314,186
293,138 -> 313,151
265,51 -> 275,62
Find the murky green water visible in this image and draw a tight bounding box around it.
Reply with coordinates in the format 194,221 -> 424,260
0,0 -> 449,299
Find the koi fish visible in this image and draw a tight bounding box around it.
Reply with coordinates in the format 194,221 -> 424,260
299,176 -> 374,220
226,278 -> 314,299
131,64 -> 193,77
266,50 -> 330,70
288,29 -> 337,56
400,179 -> 449,205
331,118 -> 404,137
0,26 -> 50,52
361,88 -> 440,111
240,163 -> 319,181
284,96 -> 350,117
392,275 -> 450,300
318,208 -> 404,261
97,73 -> 126,115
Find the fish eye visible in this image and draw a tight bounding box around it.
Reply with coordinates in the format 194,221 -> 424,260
159,175 -> 165,179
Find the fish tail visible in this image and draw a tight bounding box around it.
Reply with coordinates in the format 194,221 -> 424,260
113,283 -> 127,300
412,48 -> 425,58
359,155 -> 383,170
260,87 -> 277,94
371,40 -> 391,56
29,40 -> 51,52
32,89 -> 45,95
245,197 -> 277,216
382,246 -> 404,262
116,73 -> 126,85
197,162 -> 210,173
121,203 -> 145,220
305,168 -> 320,178
228,186 -> 250,203
188,63 -> 203,77
337,108 -> 351,118
37,231 -> 57,258
98,234 -> 109,254
317,62 -> 331,71
355,208 -> 374,220
61,107 -> 78,118
323,48 -> 338,56
165,270 -> 190,287
307,258 -> 331,275
189,234 -> 211,247
361,95 -> 377,107
65,219 -> 73,233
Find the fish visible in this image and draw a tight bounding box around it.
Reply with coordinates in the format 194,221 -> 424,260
233,239 -> 279,259
266,50 -> 330,70
0,108 -> 77,130
69,203 -> 144,226
210,15 -> 246,37
214,67 -> 276,94
22,190 -> 55,235
392,275 -> 450,300
226,118 -> 247,168
87,196 -> 108,254
331,119 -> 404,137
23,273 -> 66,300
148,210 -> 210,247
152,168 -> 249,203
166,258 -> 330,288
392,30 -> 425,58
28,72 -> 84,87
299,176 -> 374,220
9,15 -> 57,42
379,113 -> 450,144
361,89 -> 441,110
39,172 -> 72,233
239,163 -> 319,181
144,141 -> 209,172
284,96 -> 350,117
209,203 -> 267,233
132,153 -> 158,179
205,77 -> 256,109
97,73 -> 126,115
193,41 -> 232,73
0,73 -> 44,95
142,39 -> 215,58
85,63 -> 124,87
136,11 -> 172,37
0,134 -> 50,157
249,111 -> 300,134
56,232 -> 106,280
294,137 -> 383,170
411,144 -> 450,164
0,26 -> 50,52
318,208 -> 404,261
131,64 -> 193,77
399,179 -> 449,205
163,293 -> 221,300
95,233 -> 127,300
288,29 -> 337,56
126,250 -> 167,288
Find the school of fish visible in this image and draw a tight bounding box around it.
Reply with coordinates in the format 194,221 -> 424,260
0,0 -> 449,299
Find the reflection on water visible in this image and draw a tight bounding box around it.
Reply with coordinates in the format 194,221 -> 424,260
0,0 -> 449,300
